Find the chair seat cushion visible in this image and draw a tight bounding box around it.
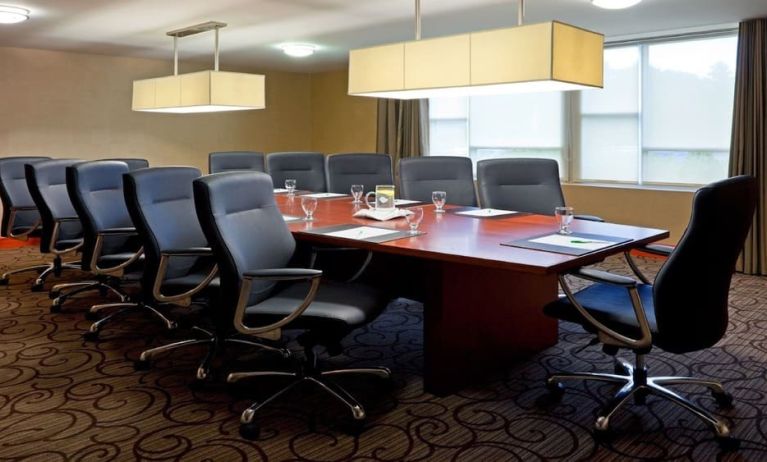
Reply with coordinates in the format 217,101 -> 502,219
245,280 -> 385,330
162,273 -> 220,295
544,283 -> 658,339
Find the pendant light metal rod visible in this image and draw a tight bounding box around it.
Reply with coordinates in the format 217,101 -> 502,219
415,0 -> 421,40
518,0 -> 525,26
214,26 -> 220,71
173,36 -> 179,75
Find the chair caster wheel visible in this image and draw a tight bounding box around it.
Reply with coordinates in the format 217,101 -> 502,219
85,311 -> 99,321
239,422 -> 261,440
49,304 -> 62,314
339,418 -> 366,436
49,290 -> 60,299
31,283 -> 44,292
134,360 -> 150,371
713,391 -> 734,409
546,381 -> 565,400
83,331 -> 99,341
634,389 -> 648,405
717,436 -> 740,451
614,362 -> 630,375
0,278 -> 8,286
98,286 -> 108,297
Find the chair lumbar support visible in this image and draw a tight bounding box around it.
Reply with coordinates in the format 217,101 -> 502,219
230,340 -> 392,440
546,353 -> 737,449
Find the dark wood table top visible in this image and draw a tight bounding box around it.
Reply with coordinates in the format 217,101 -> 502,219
276,194 -> 669,275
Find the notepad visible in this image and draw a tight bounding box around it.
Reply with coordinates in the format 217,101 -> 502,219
529,234 -> 616,251
301,192 -> 348,199
455,208 -> 519,218
282,215 -> 302,223
324,226 -> 401,240
273,188 -> 290,193
393,199 -> 422,206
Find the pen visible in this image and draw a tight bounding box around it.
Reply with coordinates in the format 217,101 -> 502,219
571,239 -> 611,244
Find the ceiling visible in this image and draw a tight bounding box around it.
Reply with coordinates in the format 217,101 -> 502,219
0,0 -> 766,73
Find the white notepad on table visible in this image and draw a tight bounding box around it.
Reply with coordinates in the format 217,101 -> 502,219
302,192 -> 348,199
454,208 -> 518,217
529,234 -> 615,251
273,188 -> 289,193
282,215 -> 302,223
393,199 -> 421,206
324,226 -> 400,241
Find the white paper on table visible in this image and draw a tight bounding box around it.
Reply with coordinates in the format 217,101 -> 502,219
274,188 -> 289,193
394,199 -> 421,206
529,234 -> 615,251
455,208 -> 519,217
302,192 -> 348,198
353,208 -> 413,221
324,226 -> 401,240
282,215 -> 302,223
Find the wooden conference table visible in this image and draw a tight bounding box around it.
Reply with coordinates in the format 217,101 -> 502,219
275,194 -> 669,396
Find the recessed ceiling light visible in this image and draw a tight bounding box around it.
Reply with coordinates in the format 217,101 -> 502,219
592,0 -> 642,9
0,5 -> 29,24
279,43 -> 318,58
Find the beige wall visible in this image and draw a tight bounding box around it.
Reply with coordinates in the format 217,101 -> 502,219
0,46 -> 313,172
310,69 -> 377,154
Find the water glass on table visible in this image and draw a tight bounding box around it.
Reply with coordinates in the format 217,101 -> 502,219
351,184 -> 364,204
555,206 -> 574,234
405,207 -> 425,235
285,179 -> 297,195
432,191 -> 447,213
301,196 -> 318,221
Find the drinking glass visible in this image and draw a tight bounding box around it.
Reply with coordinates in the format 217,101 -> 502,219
285,179 -> 297,195
405,207 -> 425,235
555,206 -> 574,235
432,191 -> 447,213
301,196 -> 318,221
351,184 -> 364,204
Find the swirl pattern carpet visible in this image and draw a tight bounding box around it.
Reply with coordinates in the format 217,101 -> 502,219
0,245 -> 766,461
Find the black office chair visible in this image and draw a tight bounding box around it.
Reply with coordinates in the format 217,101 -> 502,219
325,153 -> 393,194
544,175 -> 757,449
477,158 -> 602,221
209,151 -> 265,174
193,171 -> 391,439
107,158 -> 149,171
0,156 -> 56,287
266,152 -> 326,192
62,161 -> 176,339
17,159 -> 85,291
124,166 -> 284,379
399,156 -> 477,206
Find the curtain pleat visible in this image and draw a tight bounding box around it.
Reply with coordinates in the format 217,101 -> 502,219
376,99 -> 429,170
729,18 -> 767,275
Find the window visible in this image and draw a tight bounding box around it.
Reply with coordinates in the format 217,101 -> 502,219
428,33 -> 738,187
429,93 -> 565,176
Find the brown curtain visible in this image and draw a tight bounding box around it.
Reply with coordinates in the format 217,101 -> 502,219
376,99 -> 430,168
729,18 -> 767,275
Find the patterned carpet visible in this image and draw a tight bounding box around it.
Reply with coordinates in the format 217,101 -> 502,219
1,245 -> 766,461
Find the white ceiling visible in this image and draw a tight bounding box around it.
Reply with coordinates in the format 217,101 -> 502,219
1,0 -> 766,73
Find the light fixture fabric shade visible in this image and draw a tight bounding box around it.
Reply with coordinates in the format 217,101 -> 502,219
348,21 -> 603,99
132,70 -> 265,113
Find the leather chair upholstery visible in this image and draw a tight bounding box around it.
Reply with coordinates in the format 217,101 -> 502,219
477,158 -> 566,214
193,171 -> 391,437
325,153 -> 393,194
107,158 -> 149,171
399,156 -> 477,206
266,152 -> 326,192
543,175 -> 758,446
209,151 -> 265,174
0,156 -> 49,238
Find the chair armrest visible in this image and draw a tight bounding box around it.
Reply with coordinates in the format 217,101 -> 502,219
6,208 -> 41,239
569,267 -> 637,287
98,227 -> 138,236
244,268 -> 323,281
234,268 -> 322,340
641,244 -> 673,257
161,247 -> 213,257
574,214 -> 605,222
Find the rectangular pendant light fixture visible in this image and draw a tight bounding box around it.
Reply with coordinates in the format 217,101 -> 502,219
132,22 -> 266,113
348,2 -> 604,99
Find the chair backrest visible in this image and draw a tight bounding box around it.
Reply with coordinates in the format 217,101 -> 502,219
0,156 -> 49,237
209,151 -> 265,174
266,152 -> 326,192
325,153 -> 393,194
194,171 -> 295,309
476,158 -> 565,215
25,159 -> 83,253
399,156 -> 477,206
124,167 -> 207,291
106,158 -> 149,171
653,175 -> 758,354
66,161 -> 134,269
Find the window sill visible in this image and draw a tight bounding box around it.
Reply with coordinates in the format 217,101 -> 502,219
563,182 -> 700,193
